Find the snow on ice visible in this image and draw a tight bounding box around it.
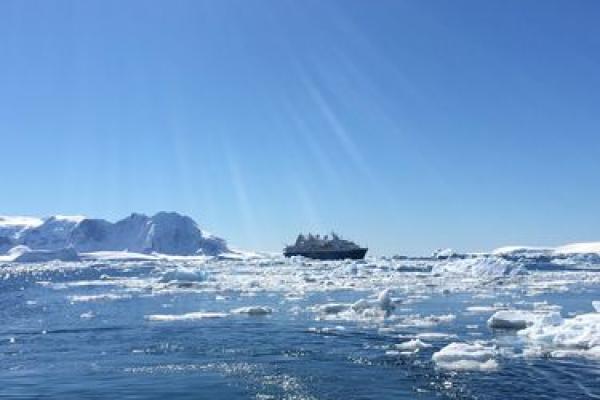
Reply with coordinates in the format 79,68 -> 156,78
432,342 -> 498,371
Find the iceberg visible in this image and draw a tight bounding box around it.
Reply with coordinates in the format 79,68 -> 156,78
0,216 -> 43,252
70,212 -> 227,255
20,216 -> 85,250
0,212 -> 228,258
0,216 -> 43,237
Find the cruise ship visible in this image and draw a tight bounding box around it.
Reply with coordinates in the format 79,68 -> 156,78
284,233 -> 368,260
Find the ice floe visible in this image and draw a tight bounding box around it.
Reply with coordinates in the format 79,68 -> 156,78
466,305 -> 503,313
416,332 -> 458,341
487,310 -> 538,330
431,256 -> 525,277
145,312 -> 229,321
432,248 -> 459,259
159,267 -> 208,283
492,246 -> 552,257
400,314 -> 456,328
518,305 -> 600,359
395,338 -> 431,351
230,306 -> 274,315
69,293 -> 132,303
317,303 -> 350,315
432,342 -> 498,371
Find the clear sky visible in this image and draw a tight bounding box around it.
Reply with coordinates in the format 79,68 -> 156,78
1,0 -> 599,255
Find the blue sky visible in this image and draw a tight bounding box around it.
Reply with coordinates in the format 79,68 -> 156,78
1,0 -> 599,255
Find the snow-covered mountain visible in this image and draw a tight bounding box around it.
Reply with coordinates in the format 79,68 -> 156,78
0,212 -> 228,256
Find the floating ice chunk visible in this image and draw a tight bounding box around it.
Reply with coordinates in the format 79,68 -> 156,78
318,303 -> 350,314
533,302 -> 562,312
307,326 -> 346,334
417,332 -> 457,340
549,348 -> 600,360
466,306 -> 500,313
432,248 -> 459,259
587,346 -> 600,359
432,342 -> 498,371
145,311 -> 228,321
492,246 -> 552,257
402,314 -> 456,328
349,290 -> 396,315
159,267 -> 208,283
487,310 -> 539,330
377,288 -> 394,311
351,299 -> 372,313
230,306 -> 273,315
593,301 -> 600,312
80,311 -> 96,319
431,256 -> 524,277
69,293 -> 132,302
519,307 -> 600,359
395,339 -> 431,351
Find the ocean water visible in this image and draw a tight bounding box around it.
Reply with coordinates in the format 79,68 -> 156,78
1,256 -> 599,399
